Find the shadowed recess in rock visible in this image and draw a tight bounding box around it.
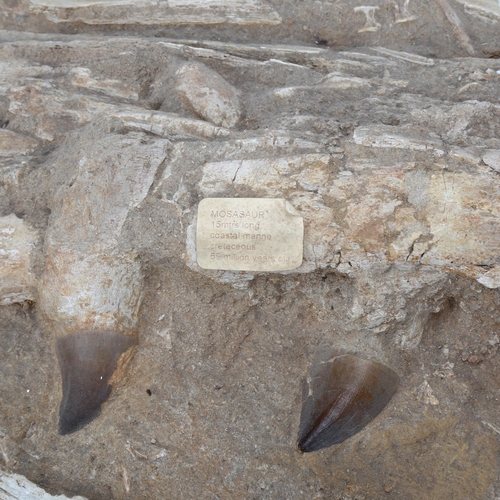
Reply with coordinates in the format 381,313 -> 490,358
56,330 -> 137,435
297,354 -> 399,453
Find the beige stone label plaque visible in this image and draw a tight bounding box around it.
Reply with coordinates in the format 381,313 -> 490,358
196,198 -> 304,271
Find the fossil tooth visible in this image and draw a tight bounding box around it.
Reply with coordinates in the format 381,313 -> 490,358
297,354 -> 399,453
39,248 -> 144,435
57,330 -> 136,435
37,129 -> 170,434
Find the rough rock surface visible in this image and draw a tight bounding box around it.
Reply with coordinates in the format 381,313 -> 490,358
0,214 -> 37,306
175,61 -> 242,128
0,469 -> 87,500
1,1 -> 500,499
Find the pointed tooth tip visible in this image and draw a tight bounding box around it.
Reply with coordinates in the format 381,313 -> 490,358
56,330 -> 137,435
58,394 -> 107,435
296,443 -> 306,454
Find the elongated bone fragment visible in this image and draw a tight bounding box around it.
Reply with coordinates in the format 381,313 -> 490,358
38,129 -> 170,434
371,47 -> 435,66
0,214 -> 37,306
434,0 -> 475,55
111,109 -> 230,139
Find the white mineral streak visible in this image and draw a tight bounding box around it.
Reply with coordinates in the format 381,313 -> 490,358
176,62 -> 242,128
353,125 -> 444,153
0,470 -> 88,500
0,215 -> 37,306
213,135 -> 323,155
165,39 -> 327,57
28,0 -> 282,26
30,0 -> 142,4
337,50 -> 398,67
273,72 -> 372,98
318,72 -> 372,89
370,47 -> 435,66
38,133 -> 170,336
67,67 -> 139,101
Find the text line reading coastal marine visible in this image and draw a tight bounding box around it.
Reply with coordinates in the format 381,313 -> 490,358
196,198 -> 304,272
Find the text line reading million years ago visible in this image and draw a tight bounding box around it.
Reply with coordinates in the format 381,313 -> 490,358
196,198 -> 304,272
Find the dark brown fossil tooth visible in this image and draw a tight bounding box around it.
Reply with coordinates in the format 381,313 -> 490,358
57,330 -> 137,435
36,132 -> 167,434
297,354 -> 399,453
38,248 -> 143,434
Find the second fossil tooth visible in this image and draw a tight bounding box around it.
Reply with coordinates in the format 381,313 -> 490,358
297,354 -> 399,453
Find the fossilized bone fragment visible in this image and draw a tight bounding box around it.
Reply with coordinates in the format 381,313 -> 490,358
175,62 -> 242,129
394,0 -> 417,23
354,6 -> 381,32
434,0 -> 475,55
28,0 -> 282,26
0,214 -> 37,306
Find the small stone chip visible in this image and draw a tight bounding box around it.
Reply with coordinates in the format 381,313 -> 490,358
196,198 -> 303,271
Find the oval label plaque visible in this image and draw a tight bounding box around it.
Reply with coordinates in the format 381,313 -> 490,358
196,198 -> 304,271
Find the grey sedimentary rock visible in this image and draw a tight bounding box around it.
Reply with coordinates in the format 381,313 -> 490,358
0,1 -> 500,497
